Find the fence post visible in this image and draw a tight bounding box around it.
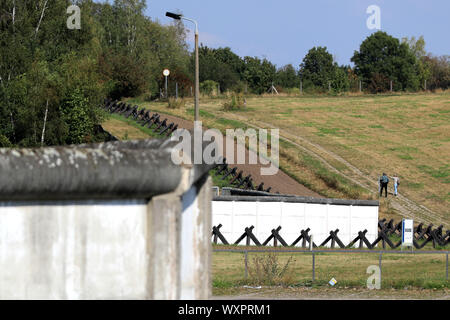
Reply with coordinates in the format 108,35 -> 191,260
300,81 -> 303,95
446,253 -> 448,281
359,80 -> 362,93
175,82 -> 178,100
379,252 -> 383,287
244,250 -> 248,279
312,252 -> 315,282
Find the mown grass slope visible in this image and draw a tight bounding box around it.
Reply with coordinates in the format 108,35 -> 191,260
119,92 -> 449,225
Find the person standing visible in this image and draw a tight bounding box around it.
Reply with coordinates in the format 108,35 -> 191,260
379,173 -> 389,197
390,175 -> 400,196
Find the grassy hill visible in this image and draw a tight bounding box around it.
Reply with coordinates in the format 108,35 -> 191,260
105,92 -> 449,226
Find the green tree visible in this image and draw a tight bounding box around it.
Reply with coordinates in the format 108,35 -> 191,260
242,56 -> 276,94
276,64 -> 299,89
197,45 -> 240,92
402,36 -> 426,59
299,47 -> 336,90
422,55 -> 450,90
299,47 -> 349,93
402,36 -> 431,89
0,0 -> 104,147
213,47 -> 245,78
332,66 -> 350,93
351,31 -> 419,92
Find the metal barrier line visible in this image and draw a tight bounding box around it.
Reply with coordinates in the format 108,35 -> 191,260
312,253 -> 315,282
379,252 -> 383,285
447,253 -> 449,281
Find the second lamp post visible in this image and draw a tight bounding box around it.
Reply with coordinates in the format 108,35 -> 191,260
166,12 -> 199,122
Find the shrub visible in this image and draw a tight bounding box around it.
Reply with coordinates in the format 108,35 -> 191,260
247,252 -> 295,286
222,93 -> 246,111
167,97 -> 185,109
60,90 -> 94,145
0,134 -> 12,148
230,81 -> 247,93
283,87 -> 301,95
200,80 -> 219,96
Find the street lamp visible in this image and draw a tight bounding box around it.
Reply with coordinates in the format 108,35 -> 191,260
166,11 -> 199,122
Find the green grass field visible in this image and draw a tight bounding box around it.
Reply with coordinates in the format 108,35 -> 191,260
212,248 -> 449,291
121,92 -> 449,226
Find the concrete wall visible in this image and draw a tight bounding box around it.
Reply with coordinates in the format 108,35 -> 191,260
0,138 -> 213,300
0,200 -> 148,299
0,177 -> 212,300
212,198 -> 379,246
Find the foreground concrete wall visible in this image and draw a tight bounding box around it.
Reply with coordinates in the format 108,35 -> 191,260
147,176 -> 212,300
0,200 -> 148,299
0,137 -> 213,300
0,178 -> 212,300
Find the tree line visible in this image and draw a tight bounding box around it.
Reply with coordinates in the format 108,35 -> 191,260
0,1 -> 448,148
0,0 -> 190,148
199,32 -> 449,95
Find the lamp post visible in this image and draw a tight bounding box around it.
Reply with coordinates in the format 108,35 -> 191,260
166,12 -> 199,121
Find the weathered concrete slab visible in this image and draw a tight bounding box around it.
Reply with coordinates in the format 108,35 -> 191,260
0,136 -> 212,201
0,137 -> 213,299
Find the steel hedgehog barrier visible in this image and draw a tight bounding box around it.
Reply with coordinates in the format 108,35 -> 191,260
211,219 -> 449,249
102,98 -> 273,193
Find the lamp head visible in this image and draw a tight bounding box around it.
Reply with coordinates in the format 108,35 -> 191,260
166,12 -> 182,20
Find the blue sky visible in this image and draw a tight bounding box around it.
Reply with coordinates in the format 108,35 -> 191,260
146,0 -> 449,68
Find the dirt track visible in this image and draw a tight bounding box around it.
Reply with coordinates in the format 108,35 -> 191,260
159,113 -> 321,197
215,113 -> 446,227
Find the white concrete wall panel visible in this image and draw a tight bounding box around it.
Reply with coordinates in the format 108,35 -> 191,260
232,202 -> 257,241
255,202 -> 282,243
280,202 -> 305,244
212,200 -> 378,247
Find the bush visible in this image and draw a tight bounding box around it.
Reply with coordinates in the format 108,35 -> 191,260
247,252 -> 295,286
200,80 -> 219,96
60,90 -> 94,145
0,134 -> 12,148
167,97 -> 185,109
222,93 -> 246,111
230,81 -> 247,93
368,73 -> 391,93
283,87 -> 301,95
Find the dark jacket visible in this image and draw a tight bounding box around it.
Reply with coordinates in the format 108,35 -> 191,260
380,175 -> 389,184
